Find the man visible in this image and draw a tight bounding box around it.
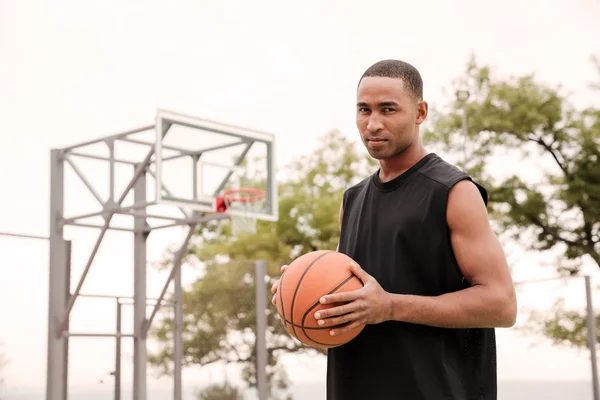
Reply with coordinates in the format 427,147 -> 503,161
271,59 -> 517,400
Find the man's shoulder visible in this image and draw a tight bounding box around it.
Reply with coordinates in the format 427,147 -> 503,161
344,174 -> 372,195
419,154 -> 488,205
418,154 -> 468,189
340,174 -> 373,214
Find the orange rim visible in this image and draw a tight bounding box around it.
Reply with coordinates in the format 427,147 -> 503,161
222,188 -> 266,204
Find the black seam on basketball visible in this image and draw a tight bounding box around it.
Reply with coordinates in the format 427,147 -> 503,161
301,274 -> 354,329
278,317 -> 332,330
301,274 -> 358,346
276,277 -> 358,334
289,251 -> 335,340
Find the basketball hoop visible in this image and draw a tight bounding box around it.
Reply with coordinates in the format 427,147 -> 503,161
215,188 -> 266,235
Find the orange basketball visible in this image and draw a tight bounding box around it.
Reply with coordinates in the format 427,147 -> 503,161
275,250 -> 365,348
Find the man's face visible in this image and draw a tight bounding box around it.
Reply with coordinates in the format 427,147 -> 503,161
356,76 -> 427,160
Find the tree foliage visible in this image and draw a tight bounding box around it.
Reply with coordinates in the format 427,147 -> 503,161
424,54 -> 600,347
520,297 -> 600,349
149,130 -> 375,397
197,381 -> 244,400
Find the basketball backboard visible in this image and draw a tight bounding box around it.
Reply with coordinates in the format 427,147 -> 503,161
153,109 -> 278,224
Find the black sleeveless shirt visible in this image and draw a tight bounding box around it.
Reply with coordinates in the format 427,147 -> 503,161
327,153 -> 497,400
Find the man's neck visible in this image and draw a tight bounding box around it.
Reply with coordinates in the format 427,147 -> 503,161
378,144 -> 428,183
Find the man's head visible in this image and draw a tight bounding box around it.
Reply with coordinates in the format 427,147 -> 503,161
356,59 -> 428,160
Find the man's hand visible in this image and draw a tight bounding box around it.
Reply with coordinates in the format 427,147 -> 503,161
314,262 -> 391,336
271,264 -> 288,305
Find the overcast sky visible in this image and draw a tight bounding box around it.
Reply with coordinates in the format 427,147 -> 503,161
1,0 -> 599,394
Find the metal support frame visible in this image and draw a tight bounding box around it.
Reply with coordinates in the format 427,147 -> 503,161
46,113 -> 276,400
174,248 -> 183,400
133,163 -> 148,400
46,149 -> 69,400
585,275 -> 600,400
115,299 -> 122,400
255,260 -> 268,400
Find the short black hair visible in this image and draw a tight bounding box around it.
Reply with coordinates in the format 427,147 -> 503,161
359,59 -> 423,100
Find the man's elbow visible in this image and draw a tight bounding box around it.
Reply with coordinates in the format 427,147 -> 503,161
495,285 -> 517,328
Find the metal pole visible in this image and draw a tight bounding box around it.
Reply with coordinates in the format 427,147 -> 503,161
61,124 -> 154,152
60,220 -> 110,332
266,140 -> 276,218
255,260 -> 268,400
192,155 -> 199,200
108,139 -> 115,202
0,231 -> 49,240
46,149 -> 68,400
63,155 -> 104,205
63,241 -> 71,400
585,275 -> 599,400
143,226 -> 196,335
68,151 -> 138,165
174,252 -> 183,400
133,163 -> 148,400
58,144 -> 157,331
115,300 -> 122,400
67,333 -> 134,338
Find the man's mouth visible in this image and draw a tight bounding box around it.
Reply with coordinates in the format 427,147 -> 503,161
367,138 -> 387,148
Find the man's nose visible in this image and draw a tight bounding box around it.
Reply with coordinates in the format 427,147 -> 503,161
367,115 -> 384,132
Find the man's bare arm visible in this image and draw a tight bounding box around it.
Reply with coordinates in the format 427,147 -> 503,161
387,180 -> 517,328
316,180 -> 517,333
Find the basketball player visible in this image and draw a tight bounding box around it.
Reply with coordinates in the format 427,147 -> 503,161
271,59 -> 517,400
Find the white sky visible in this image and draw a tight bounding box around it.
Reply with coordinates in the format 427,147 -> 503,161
1,0 -> 600,394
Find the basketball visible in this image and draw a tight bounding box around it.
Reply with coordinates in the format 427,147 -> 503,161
275,250 -> 366,348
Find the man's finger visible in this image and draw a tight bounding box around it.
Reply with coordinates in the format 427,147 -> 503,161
271,280 -> 279,294
349,261 -> 371,284
315,301 -> 359,320
317,311 -> 361,327
330,320 -> 364,337
281,264 -> 288,273
320,288 -> 361,305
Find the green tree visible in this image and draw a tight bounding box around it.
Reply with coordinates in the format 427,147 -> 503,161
424,55 -> 600,348
149,130 -> 376,398
197,381 -> 243,400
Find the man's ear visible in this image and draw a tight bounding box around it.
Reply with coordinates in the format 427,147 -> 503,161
416,101 -> 428,125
